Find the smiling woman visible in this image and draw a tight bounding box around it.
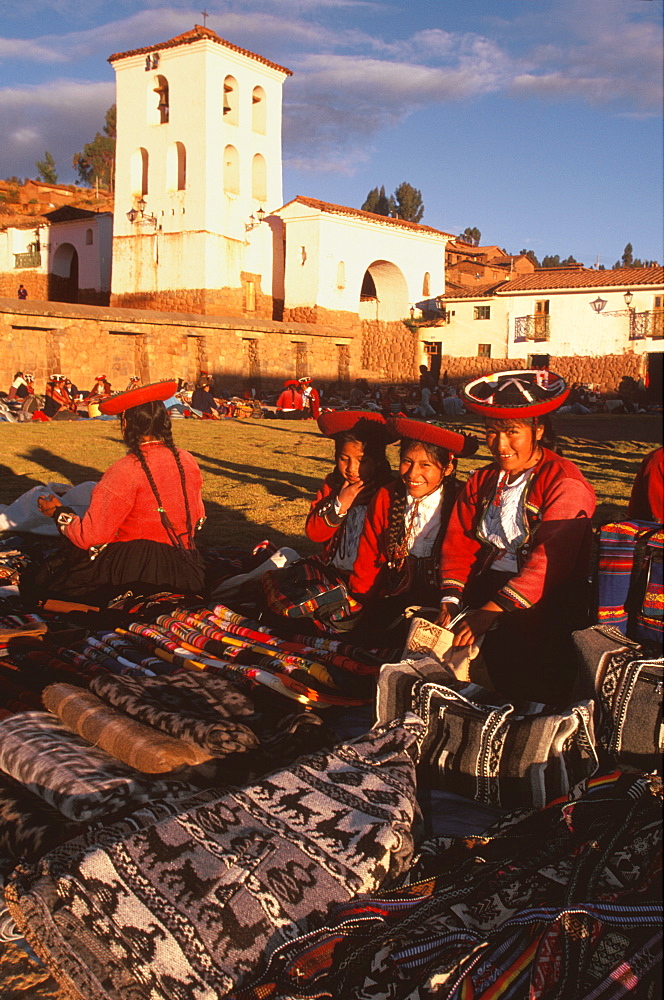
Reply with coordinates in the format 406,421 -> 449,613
438,369 -> 597,706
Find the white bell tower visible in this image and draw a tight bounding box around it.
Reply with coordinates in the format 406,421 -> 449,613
109,24 -> 291,316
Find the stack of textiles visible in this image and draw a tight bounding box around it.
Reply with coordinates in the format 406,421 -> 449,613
6,719 -> 423,1000
232,770 -> 663,1000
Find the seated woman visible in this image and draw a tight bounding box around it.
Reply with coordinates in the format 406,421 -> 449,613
438,369 -> 596,705
26,381 -> 206,607
261,412 -> 393,631
306,411 -> 394,577
275,380 -> 304,419
627,446 -> 663,522
348,417 -> 477,633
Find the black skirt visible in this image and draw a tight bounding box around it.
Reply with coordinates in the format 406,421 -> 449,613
20,538 -> 206,607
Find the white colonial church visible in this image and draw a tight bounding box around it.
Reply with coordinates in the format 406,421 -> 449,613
109,24 -> 449,325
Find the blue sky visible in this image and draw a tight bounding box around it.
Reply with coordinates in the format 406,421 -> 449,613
0,0 -> 662,266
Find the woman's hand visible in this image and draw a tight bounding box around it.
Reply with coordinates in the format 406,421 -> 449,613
436,602 -> 457,627
451,605 -> 502,646
38,494 -> 63,518
337,478 -> 366,514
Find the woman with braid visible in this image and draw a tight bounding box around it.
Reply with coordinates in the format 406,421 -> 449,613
31,381 -> 205,606
347,416 -> 477,628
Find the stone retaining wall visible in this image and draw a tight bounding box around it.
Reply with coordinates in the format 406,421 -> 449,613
0,298 -> 650,397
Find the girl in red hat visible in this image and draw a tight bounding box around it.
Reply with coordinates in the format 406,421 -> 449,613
29,382 -> 206,606
437,369 -> 596,704
306,412 -> 393,574
348,417 -> 477,629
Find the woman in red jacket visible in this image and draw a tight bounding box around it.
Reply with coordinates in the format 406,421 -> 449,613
348,417 -> 477,628
30,381 -> 206,606
438,369 -> 596,704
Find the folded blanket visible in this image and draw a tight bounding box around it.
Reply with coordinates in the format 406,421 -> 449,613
42,684 -> 213,772
0,770 -> 87,862
6,718 -> 423,1000
88,670 -> 260,755
0,711 -> 198,822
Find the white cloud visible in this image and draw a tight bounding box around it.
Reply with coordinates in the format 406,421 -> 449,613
0,80 -> 114,181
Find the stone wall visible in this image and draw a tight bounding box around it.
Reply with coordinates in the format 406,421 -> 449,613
0,298 -> 650,398
110,279 -> 273,321
435,353 -> 647,393
0,299 -> 365,393
0,270 -> 49,300
361,319 -> 419,382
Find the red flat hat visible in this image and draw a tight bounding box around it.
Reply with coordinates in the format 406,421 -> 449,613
462,369 -> 569,418
318,410 -> 388,438
284,379 -> 300,387
99,379 -> 178,415
387,416 -> 479,457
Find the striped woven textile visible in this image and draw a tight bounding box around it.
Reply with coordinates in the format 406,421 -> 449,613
597,520 -> 663,646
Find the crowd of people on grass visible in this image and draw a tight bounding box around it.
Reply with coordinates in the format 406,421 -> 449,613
27,368 -> 663,710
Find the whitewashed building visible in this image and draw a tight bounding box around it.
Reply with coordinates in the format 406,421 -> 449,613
109,24 -> 291,317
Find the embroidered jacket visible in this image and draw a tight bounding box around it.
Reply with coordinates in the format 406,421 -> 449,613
61,443 -> 205,551
439,448 -> 596,612
349,477 -> 459,599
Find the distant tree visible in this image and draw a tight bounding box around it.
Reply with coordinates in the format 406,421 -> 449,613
72,104 -> 116,191
35,151 -> 58,184
362,185 -> 392,216
540,253 -> 577,268
391,181 -> 424,223
520,248 -> 540,267
462,226 -> 481,244
622,243 -> 634,268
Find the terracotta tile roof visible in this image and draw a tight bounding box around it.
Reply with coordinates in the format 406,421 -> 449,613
277,196 -> 453,237
108,24 -> 292,76
498,265 -> 663,293
444,279 -> 508,299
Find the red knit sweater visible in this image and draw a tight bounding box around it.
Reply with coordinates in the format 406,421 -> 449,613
62,442 -> 205,550
439,448 -> 596,612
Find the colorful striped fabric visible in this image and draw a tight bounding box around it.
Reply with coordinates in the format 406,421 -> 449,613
597,520 -> 663,646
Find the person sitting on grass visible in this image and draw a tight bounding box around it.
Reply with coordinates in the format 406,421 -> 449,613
26,381 -> 206,607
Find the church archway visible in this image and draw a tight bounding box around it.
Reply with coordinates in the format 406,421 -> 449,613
50,244 -> 79,303
359,260 -> 409,321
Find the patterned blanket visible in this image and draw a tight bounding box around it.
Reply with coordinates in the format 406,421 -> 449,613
234,771 -> 663,1000
88,668 -> 260,755
0,711 -> 198,822
6,718 -> 423,1000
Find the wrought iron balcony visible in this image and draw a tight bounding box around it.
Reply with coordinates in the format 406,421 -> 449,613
14,251 -> 41,269
629,310 -> 664,341
514,314 -> 550,343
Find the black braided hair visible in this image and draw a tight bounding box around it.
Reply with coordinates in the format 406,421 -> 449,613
121,400 -> 193,548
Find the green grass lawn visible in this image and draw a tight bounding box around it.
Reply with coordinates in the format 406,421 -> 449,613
0,414 -> 661,553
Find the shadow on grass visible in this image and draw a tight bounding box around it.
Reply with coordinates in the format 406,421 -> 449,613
191,453 -> 321,500
0,464 -> 45,505
197,496 -> 311,553
19,447 -> 105,484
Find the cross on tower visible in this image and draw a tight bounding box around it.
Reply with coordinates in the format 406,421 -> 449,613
201,9 -> 209,26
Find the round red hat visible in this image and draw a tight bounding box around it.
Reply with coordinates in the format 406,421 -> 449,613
99,379 -> 178,415
283,379 -> 300,387
318,410 -> 388,438
387,416 -> 479,457
462,369 -> 569,418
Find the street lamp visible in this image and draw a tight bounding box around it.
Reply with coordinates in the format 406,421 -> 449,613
623,290 -> 634,308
